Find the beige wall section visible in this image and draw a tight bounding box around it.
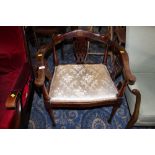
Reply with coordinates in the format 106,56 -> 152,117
125,26 -> 155,73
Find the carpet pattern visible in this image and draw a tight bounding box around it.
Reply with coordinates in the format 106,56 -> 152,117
28,92 -> 130,129
28,31 -> 131,129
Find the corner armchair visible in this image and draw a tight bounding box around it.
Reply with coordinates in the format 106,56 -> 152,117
34,30 -> 135,127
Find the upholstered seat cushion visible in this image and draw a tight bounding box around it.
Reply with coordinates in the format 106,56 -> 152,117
126,73 -> 155,126
49,64 -> 118,103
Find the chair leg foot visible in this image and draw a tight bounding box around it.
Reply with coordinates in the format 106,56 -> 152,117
47,109 -> 56,127
125,114 -> 137,129
108,104 -> 119,124
125,120 -> 133,129
125,89 -> 141,129
44,101 -> 56,126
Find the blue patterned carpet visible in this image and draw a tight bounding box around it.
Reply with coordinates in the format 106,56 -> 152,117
28,92 -> 130,129
28,34 -> 131,129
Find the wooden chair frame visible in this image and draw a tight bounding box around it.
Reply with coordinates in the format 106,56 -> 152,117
34,30 -> 136,127
125,87 -> 141,128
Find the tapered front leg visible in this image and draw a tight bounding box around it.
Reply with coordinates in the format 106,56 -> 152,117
126,89 -> 141,129
46,104 -> 56,127
42,84 -> 56,126
108,103 -> 120,124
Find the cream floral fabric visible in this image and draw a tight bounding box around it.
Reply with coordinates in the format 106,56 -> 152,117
49,64 -> 118,103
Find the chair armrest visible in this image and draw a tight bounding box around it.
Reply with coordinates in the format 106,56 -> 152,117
112,43 -> 136,85
5,90 -> 22,128
35,66 -> 46,87
34,49 -> 46,87
34,43 -> 53,87
5,91 -> 20,108
119,50 -> 136,85
5,63 -> 31,108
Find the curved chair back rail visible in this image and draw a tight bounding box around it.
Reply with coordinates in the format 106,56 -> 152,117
52,30 -> 110,64
53,30 -> 110,44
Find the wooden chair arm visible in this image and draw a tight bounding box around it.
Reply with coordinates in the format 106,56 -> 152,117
5,91 -> 22,128
119,50 -> 136,85
112,43 -> 136,85
35,66 -> 46,87
34,48 -> 46,87
5,91 -> 20,108
126,88 -> 141,128
5,63 -> 31,108
34,44 -> 54,87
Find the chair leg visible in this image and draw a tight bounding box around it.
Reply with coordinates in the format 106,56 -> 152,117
125,89 -> 141,129
45,101 -> 56,126
125,116 -> 136,129
108,103 -> 120,124
47,107 -> 56,126
42,84 -> 56,126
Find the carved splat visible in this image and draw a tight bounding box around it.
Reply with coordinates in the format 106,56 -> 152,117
73,37 -> 88,63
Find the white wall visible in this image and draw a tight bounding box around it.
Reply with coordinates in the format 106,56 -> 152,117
125,26 -> 155,73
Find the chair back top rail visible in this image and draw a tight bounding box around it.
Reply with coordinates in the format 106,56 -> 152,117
52,30 -> 111,64
53,30 -> 110,45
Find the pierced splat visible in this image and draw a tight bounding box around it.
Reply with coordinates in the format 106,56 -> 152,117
73,37 -> 88,63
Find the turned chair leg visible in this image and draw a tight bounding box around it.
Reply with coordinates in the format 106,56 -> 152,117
108,103 -> 120,123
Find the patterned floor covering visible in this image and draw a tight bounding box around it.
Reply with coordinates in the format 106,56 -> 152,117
28,34 -> 131,129
28,92 -> 130,129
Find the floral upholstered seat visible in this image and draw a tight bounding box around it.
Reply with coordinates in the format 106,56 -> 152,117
49,64 -> 118,103
35,30 -> 135,127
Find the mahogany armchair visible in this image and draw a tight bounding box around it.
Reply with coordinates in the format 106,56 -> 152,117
34,30 -> 136,127
0,27 -> 34,128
